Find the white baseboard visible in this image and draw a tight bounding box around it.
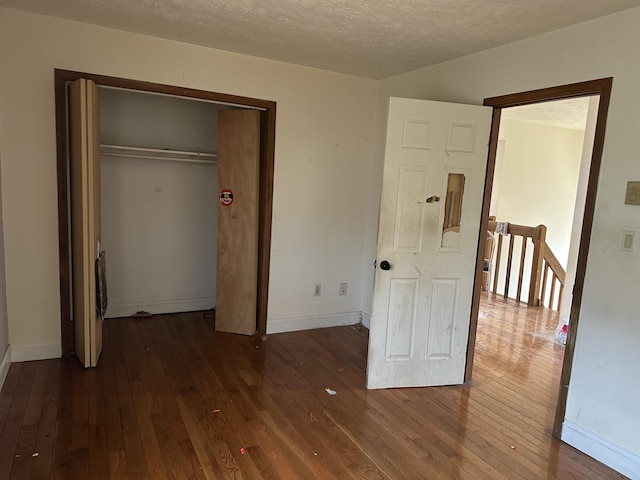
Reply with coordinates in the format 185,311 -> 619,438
267,311 -> 362,334
361,312 -> 371,329
0,345 -> 11,392
105,296 -> 216,318
562,420 -> 640,479
10,341 -> 61,362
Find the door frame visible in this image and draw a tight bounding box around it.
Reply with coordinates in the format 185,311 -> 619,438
54,69 -> 276,355
464,77 -> 613,438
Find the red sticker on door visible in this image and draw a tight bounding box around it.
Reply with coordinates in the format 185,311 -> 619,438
220,189 -> 233,206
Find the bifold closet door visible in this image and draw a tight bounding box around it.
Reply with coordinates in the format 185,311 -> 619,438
70,78 -> 103,367
216,109 -> 260,335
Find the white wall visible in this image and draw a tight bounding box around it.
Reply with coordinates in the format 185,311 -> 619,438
100,87 -> 221,152
373,8 -> 640,477
100,88 -> 219,317
559,96 -> 600,322
491,119 -> 584,301
0,8 -> 378,355
101,157 -> 218,317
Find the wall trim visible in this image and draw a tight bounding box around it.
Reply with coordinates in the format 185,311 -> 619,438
562,420 -> 640,479
10,342 -> 62,362
0,345 -> 11,392
267,311 -> 362,334
105,297 -> 216,319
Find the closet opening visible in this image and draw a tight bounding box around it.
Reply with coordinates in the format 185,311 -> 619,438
55,70 -> 276,360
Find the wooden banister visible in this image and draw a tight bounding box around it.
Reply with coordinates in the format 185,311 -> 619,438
528,224 -> 546,307
486,220 -> 565,311
540,242 -> 566,311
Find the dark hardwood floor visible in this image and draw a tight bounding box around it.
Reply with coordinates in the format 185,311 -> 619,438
0,298 -> 626,479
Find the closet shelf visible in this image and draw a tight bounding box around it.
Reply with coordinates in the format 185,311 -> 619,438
100,144 -> 218,165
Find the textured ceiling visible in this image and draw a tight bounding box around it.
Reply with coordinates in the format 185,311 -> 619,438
502,97 -> 592,131
2,0 -> 640,78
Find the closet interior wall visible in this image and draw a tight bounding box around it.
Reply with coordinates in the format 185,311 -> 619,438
99,87 -> 226,318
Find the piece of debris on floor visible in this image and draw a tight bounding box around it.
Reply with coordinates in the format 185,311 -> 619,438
325,388 -> 337,395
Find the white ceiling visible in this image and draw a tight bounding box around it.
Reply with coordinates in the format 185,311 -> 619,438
2,0 -> 639,79
502,97 -> 592,131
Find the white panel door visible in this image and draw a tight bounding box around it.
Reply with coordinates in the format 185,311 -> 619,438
366,97 -> 492,389
70,78 -> 103,367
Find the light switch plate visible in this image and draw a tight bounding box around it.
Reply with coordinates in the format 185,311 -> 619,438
624,181 -> 640,205
621,229 -> 637,253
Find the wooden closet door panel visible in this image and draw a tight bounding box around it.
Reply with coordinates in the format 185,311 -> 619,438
70,78 -> 102,367
216,109 -> 260,335
88,80 -> 103,366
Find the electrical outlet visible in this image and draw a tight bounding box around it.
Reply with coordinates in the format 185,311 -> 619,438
314,284 -> 321,297
339,283 -> 348,296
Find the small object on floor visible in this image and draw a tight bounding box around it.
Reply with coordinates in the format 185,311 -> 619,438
557,324 -> 568,345
133,310 -> 152,319
211,409 -> 221,414
325,388 -> 337,395
240,447 -> 247,455
32,453 -> 39,457
510,445 -> 516,450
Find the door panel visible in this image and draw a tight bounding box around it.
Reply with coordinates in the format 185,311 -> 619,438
427,279 -> 457,358
216,109 -> 260,335
367,97 -> 491,389
70,78 -> 103,367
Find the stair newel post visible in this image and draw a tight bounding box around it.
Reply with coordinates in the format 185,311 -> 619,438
528,224 -> 547,306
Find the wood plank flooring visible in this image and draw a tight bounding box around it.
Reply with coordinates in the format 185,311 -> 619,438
0,298 -> 627,479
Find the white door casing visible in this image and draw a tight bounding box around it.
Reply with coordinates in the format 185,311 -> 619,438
366,97 -> 492,389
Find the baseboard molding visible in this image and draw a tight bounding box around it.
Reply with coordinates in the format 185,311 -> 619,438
361,312 -> 371,329
106,296 -> 216,318
0,345 -> 11,392
11,341 -> 61,362
562,420 -> 640,479
267,311 -> 362,335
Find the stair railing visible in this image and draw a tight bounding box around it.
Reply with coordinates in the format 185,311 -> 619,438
487,220 -> 565,310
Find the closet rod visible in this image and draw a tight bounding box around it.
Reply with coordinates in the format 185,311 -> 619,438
100,144 -> 218,165
102,152 -> 217,165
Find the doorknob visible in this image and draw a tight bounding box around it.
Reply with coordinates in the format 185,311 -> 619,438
380,260 -> 391,271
